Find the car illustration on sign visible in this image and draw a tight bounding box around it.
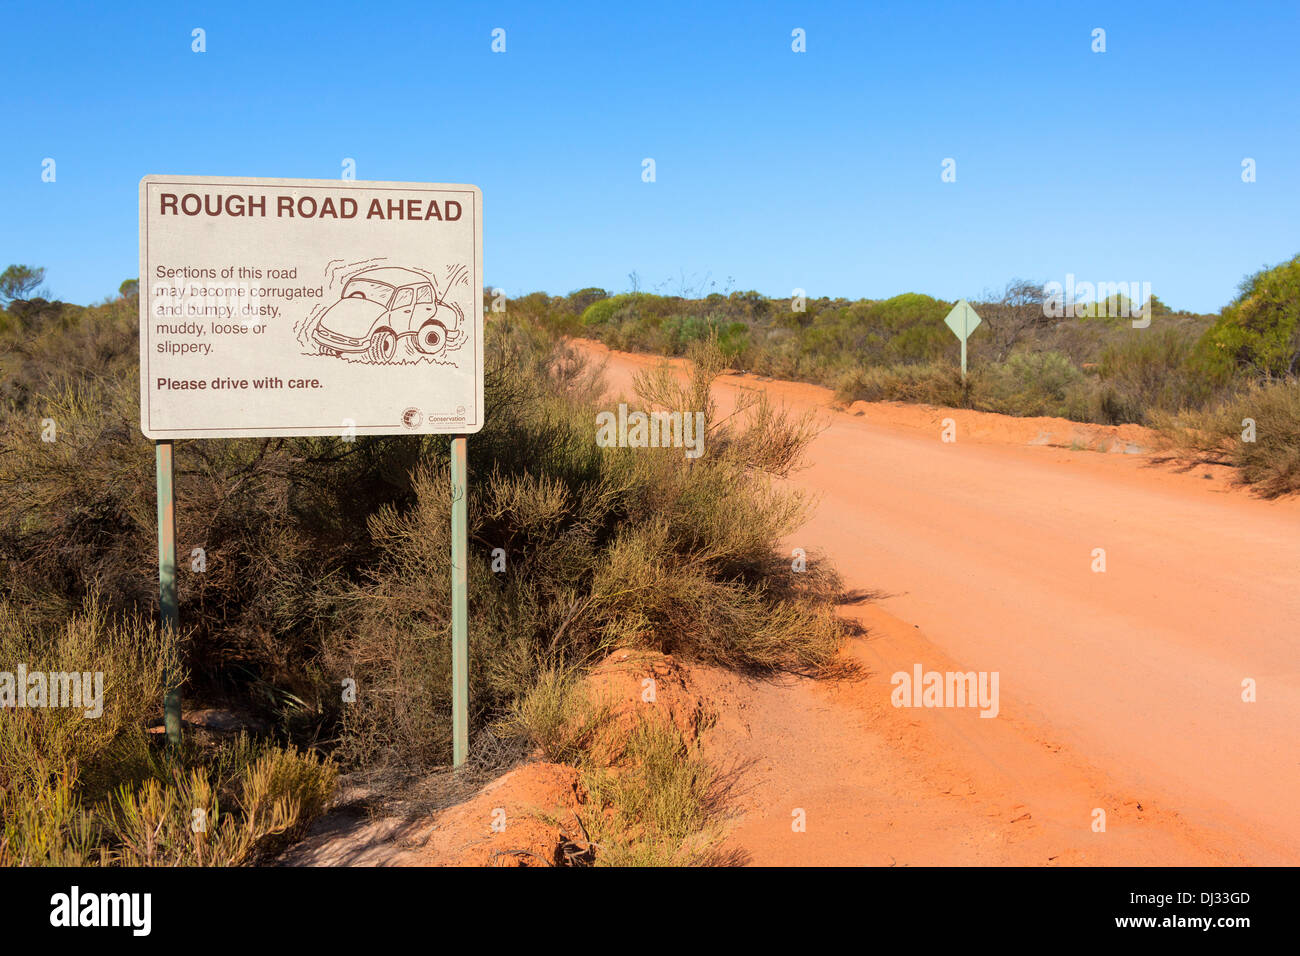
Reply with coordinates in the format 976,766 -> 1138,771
312,267 -> 463,362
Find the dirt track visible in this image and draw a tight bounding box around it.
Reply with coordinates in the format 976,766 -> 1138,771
582,339 -> 1300,866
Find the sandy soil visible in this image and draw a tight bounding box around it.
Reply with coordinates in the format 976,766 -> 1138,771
579,339 -> 1300,866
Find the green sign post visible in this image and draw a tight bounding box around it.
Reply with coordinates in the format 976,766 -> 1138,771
450,435 -> 469,768
944,298 -> 982,382
155,440 -> 182,749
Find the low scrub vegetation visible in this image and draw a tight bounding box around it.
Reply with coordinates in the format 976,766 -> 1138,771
1154,381 -> 1300,498
0,277 -> 846,865
321,329 -> 843,770
498,257 -> 1300,495
0,599 -> 335,866
580,718 -> 723,866
505,666 -> 726,866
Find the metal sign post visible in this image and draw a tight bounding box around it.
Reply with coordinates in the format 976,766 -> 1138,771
450,436 -> 469,768
155,440 -> 182,748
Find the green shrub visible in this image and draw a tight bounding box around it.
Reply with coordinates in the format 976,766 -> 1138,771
0,598 -> 176,802
974,351 -> 1089,418
502,670 -> 725,867
503,666 -> 613,764
102,742 -> 335,867
581,718 -> 722,866
1097,326 -> 1210,421
0,601 -> 335,867
1195,254 -> 1300,382
834,362 -> 965,407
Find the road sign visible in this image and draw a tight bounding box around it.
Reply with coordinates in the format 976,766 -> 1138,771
943,298 -> 982,381
138,175 -> 483,438
139,175 -> 481,767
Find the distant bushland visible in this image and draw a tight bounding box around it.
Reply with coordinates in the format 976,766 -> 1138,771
494,259 -> 1300,495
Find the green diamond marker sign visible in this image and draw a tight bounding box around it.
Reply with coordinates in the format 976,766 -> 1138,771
944,298 -> 981,381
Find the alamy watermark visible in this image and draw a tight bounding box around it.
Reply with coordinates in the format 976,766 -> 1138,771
1042,275 -> 1152,328
596,403 -> 705,459
1,666 -> 103,717
50,886 -> 150,936
891,664 -> 999,718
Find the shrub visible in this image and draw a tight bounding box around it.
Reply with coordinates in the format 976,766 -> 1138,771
0,598 -> 176,803
0,601 -> 335,866
1195,254 -> 1300,382
974,351 -> 1089,418
579,293 -> 659,327
834,362 -> 965,407
1156,381 -> 1300,497
102,741 -> 336,866
321,333 -> 845,768
580,718 -> 722,866
1097,326 -> 1210,421
503,666 -> 613,764
0,295 -> 442,723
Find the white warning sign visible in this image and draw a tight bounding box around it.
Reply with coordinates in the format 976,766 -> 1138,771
138,175 -> 483,438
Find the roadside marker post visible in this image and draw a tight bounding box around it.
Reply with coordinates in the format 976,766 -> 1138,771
155,440 -> 182,749
450,436 -> 469,768
944,298 -> 982,382
139,175 -> 484,767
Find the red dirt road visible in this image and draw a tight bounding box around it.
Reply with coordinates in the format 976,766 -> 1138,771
581,340 -> 1300,865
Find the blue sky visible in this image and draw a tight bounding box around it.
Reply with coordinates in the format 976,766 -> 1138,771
2,0 -> 1297,311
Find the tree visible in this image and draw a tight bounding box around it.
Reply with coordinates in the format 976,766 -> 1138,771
119,278 -> 139,299
1196,254 -> 1300,381
566,287 -> 608,315
0,264 -> 47,305
976,278 -> 1048,361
